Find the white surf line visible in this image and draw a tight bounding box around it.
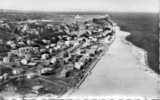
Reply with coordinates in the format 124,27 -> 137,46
118,29 -> 160,81
119,30 -> 160,97
60,26 -> 160,98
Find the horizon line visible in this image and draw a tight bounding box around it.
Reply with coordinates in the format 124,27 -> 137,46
0,9 -> 159,14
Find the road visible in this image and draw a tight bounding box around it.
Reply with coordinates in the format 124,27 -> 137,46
68,28 -> 160,98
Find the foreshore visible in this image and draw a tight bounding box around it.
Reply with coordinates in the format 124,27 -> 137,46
118,27 -> 159,81
67,27 -> 160,98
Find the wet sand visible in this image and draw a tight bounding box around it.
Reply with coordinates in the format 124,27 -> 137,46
68,27 -> 160,98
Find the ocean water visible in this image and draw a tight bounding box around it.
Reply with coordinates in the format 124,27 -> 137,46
108,12 -> 159,74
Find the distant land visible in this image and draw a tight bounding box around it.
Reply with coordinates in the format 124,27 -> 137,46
0,10 -> 159,74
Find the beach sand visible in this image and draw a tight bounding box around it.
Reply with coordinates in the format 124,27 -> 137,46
68,27 -> 160,98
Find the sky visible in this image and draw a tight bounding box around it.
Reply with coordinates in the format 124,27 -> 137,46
0,0 -> 159,12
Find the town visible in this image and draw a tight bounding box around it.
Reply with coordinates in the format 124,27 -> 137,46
0,16 -> 115,96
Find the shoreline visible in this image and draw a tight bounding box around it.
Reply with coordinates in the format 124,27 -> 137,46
68,26 -> 159,97
118,28 -> 159,80
0,26 -> 159,99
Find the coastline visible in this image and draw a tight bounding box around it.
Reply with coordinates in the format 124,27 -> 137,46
1,27 -> 159,99
68,26 -> 159,98
119,28 -> 159,80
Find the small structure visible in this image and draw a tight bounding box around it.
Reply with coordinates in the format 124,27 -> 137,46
21,59 -> 28,65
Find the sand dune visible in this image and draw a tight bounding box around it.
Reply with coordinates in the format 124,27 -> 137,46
68,27 -> 160,98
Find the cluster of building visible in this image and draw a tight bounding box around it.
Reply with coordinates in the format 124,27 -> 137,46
0,16 -> 115,95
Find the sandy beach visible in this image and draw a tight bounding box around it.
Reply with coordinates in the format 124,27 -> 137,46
68,27 -> 160,98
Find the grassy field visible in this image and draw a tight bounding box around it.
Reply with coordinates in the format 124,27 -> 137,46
109,12 -> 159,74
0,11 -> 159,74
